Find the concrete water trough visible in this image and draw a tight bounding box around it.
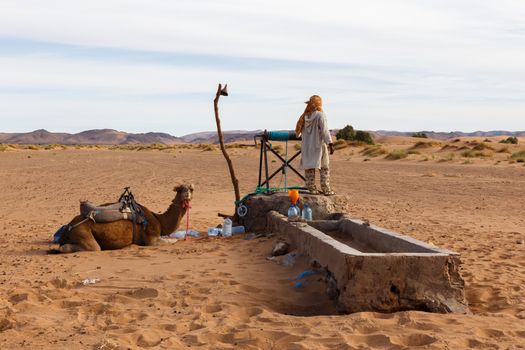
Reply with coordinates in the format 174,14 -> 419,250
267,211 -> 469,314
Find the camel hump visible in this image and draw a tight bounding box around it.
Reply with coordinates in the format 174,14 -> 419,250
80,201 -> 134,223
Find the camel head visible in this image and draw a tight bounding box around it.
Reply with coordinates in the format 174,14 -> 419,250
173,184 -> 194,206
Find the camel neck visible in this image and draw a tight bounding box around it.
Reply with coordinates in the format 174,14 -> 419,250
157,201 -> 188,235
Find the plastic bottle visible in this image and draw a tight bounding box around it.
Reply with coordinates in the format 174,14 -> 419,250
223,218 -> 233,237
287,204 -> 300,220
231,226 -> 245,234
302,203 -> 313,221
170,230 -> 186,239
207,227 -> 222,237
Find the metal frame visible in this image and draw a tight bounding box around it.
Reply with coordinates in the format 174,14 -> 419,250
255,130 -> 305,193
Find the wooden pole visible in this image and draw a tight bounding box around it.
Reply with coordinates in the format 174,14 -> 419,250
213,84 -> 241,212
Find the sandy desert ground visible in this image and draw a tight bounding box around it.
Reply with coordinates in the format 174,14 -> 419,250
1,137 -> 525,349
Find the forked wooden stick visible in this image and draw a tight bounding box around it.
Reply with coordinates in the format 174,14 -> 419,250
213,84 -> 241,213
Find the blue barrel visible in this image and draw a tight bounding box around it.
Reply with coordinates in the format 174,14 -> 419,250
266,130 -> 301,141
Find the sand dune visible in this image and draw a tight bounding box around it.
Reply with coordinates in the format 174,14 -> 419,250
1,143 -> 524,349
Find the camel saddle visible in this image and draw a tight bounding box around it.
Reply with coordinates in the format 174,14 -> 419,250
79,187 -> 145,224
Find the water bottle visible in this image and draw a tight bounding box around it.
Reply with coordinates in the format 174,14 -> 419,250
223,218 -> 233,237
231,226 -> 245,234
207,227 -> 222,237
287,204 -> 300,220
302,203 -> 313,221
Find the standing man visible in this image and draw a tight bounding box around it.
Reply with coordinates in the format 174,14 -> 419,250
295,95 -> 335,195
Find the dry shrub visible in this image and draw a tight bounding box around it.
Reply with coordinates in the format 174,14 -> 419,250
385,149 -> 408,160
439,153 -> 455,162
440,144 -> 458,151
461,150 -> 492,158
346,140 -> 368,147
225,143 -> 243,149
333,139 -> 348,150
410,141 -> 440,149
497,146 -> 511,153
272,144 -> 284,155
44,144 -> 67,150
199,144 -> 216,151
361,145 -> 387,157
294,143 -> 301,151
472,142 -> 494,151
511,151 -> 525,162
0,144 -> 17,151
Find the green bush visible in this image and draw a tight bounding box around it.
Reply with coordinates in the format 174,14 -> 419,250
412,132 -> 428,138
500,136 -> 518,145
354,130 -> 374,144
335,125 -> 374,144
336,125 -> 355,141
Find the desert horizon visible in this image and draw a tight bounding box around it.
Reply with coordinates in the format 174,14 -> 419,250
1,128 -> 525,146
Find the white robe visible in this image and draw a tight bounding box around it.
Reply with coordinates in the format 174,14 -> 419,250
299,111 -> 333,170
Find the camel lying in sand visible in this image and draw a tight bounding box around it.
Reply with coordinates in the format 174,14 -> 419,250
53,184 -> 194,253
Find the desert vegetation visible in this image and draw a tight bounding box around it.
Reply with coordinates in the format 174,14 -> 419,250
336,124 -> 374,144
385,149 -> 408,160
500,136 -> 518,144
361,145 -> 387,158
412,132 -> 428,138
510,151 -> 525,162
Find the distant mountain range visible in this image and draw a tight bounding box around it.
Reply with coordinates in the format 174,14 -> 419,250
372,130 -> 525,140
0,128 -> 523,145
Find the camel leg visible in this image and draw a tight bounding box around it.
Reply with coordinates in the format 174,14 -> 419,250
60,227 -> 102,253
143,235 -> 160,246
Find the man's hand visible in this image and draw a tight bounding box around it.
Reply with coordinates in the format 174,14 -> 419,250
329,143 -> 335,155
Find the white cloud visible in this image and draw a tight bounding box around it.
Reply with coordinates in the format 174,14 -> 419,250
0,0 -> 524,133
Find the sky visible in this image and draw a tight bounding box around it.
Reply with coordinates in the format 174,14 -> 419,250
0,0 -> 524,136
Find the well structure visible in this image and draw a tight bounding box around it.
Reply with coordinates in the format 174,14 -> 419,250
243,193 -> 469,314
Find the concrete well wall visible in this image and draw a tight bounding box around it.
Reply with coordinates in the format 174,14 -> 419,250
267,211 -> 469,314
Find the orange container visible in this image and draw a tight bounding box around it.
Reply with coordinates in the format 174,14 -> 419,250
288,189 -> 300,205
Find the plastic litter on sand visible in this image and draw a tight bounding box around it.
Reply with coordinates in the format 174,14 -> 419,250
169,230 -> 200,239
81,278 -> 100,286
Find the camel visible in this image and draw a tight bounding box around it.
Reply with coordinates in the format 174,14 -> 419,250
52,184 -> 194,253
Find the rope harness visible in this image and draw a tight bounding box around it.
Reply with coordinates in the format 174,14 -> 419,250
182,201 -> 191,240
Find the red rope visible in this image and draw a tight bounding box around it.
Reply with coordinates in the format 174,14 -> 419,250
183,201 -> 191,241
